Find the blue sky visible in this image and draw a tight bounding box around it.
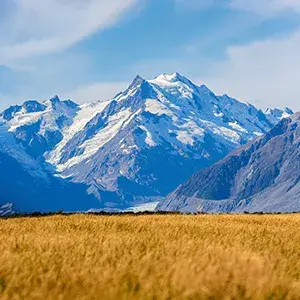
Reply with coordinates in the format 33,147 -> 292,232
0,0 -> 300,110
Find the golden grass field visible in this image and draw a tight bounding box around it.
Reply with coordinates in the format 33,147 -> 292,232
1,214 -> 300,300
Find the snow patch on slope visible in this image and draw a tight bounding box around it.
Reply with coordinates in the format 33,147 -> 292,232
0,121 -> 49,180
46,100 -> 111,166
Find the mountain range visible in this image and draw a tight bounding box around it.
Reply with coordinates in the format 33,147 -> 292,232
0,73 -> 295,214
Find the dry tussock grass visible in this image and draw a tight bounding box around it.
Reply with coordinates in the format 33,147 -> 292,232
0,214 -> 300,299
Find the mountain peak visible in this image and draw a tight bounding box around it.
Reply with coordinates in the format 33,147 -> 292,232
63,99 -> 79,109
265,107 -> 294,124
129,75 -> 146,89
45,96 -> 79,111
265,107 -> 294,115
49,95 -> 61,104
154,72 -> 188,83
198,84 -> 214,94
1,105 -> 22,121
22,100 -> 46,113
284,107 -> 294,115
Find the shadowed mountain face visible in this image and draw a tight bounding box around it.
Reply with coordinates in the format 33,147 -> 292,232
0,148 -> 102,214
0,74 -> 294,212
0,122 -> 102,214
157,112 -> 300,213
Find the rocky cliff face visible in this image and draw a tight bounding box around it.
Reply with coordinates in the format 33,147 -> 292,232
157,112 -> 300,213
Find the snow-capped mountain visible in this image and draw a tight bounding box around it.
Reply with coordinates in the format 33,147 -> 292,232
0,118 -> 102,213
265,107 -> 294,125
0,73 -> 294,210
1,96 -> 79,158
157,112 -> 300,213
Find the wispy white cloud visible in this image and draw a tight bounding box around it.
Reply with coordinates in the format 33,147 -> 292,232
203,29 -> 300,111
172,0 -> 300,111
0,0 -> 137,66
230,0 -> 300,15
175,0 -> 300,16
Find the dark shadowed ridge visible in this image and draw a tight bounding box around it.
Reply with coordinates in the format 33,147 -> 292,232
157,112 -> 300,213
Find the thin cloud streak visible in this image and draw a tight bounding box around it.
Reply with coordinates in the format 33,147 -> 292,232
0,0 -> 137,66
